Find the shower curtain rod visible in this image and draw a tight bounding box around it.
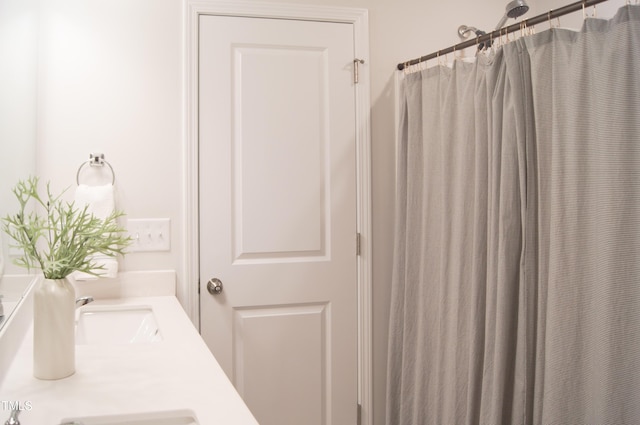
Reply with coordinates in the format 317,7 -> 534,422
397,0 -> 610,70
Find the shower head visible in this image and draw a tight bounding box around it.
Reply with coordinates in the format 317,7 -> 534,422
495,0 -> 530,30
506,0 -> 530,18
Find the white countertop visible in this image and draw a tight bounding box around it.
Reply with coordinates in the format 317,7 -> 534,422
0,294 -> 259,424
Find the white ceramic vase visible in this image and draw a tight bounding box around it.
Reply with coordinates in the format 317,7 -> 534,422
33,277 -> 76,380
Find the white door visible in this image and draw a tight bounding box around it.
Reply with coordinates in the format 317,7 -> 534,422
198,15 -> 358,425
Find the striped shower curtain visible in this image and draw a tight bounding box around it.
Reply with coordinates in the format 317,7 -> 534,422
387,5 -> 640,425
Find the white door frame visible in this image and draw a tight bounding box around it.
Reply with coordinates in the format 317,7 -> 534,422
182,1 -> 372,424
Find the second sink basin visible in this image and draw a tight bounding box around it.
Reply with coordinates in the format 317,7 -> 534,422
76,305 -> 162,345
59,409 -> 199,424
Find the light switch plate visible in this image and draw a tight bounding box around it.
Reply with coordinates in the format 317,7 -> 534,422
127,218 -> 171,252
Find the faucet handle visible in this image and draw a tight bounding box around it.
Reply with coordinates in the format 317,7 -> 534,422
4,408 -> 20,425
75,296 -> 95,309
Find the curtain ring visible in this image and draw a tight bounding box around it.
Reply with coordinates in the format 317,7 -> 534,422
583,1 -> 596,19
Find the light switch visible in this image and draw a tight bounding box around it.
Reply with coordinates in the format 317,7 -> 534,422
127,218 -> 171,252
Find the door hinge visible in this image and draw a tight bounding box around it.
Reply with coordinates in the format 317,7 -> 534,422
356,232 -> 361,256
353,58 -> 365,84
357,402 -> 362,425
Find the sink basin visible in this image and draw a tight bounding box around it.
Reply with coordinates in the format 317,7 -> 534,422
59,409 -> 199,424
76,305 -> 162,345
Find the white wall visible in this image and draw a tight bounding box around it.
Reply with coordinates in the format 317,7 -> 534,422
34,0 -> 629,423
0,0 -> 38,275
37,0 -> 184,293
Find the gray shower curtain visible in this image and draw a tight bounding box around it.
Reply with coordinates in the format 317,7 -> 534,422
387,5 -> 640,425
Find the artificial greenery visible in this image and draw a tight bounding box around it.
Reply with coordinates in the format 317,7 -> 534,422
1,176 -> 131,280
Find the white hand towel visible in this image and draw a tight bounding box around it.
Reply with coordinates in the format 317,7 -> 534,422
74,184 -> 115,220
73,184 -> 118,280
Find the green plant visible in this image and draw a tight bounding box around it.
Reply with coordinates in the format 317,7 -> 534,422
1,176 -> 132,280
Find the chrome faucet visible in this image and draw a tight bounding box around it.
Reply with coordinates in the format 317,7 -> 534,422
75,296 -> 94,309
4,408 -> 19,425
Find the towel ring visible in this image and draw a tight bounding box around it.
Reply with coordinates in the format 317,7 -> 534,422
76,153 -> 115,185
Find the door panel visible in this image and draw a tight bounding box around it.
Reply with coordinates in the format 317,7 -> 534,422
199,15 -> 358,425
233,44 -> 327,260
234,303 -> 328,425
